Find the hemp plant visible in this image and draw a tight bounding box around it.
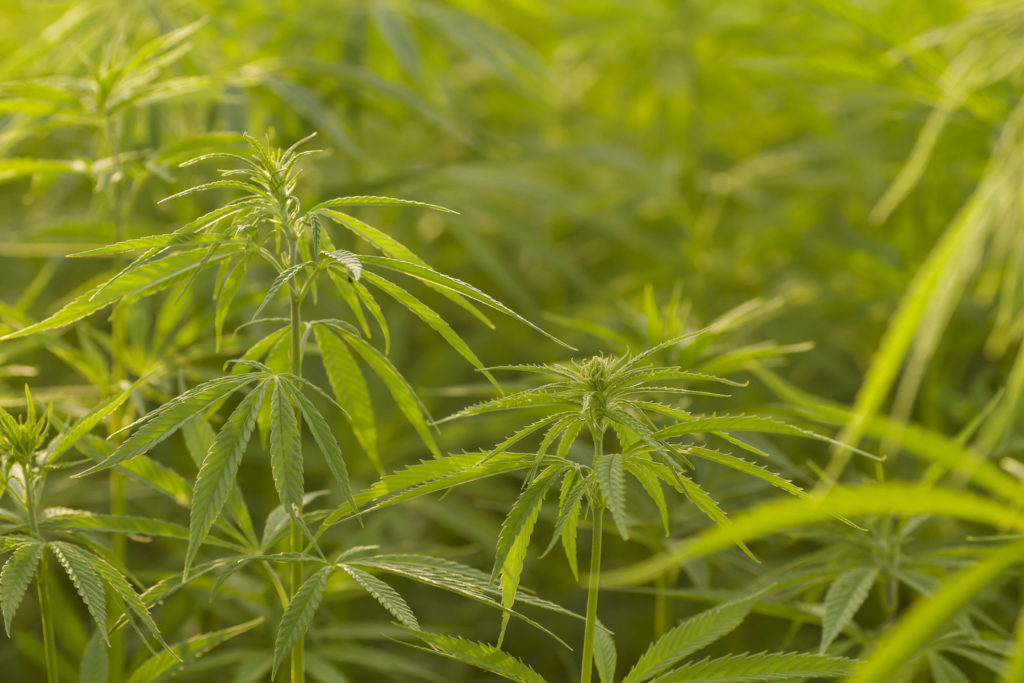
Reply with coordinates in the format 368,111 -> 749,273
0,387 -> 175,683
2,133 -> 567,681
380,332 -> 869,682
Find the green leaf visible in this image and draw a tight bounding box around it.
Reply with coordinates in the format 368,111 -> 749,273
368,3 -> 424,81
82,548 -> 168,648
624,459 -> 669,534
411,631 -> 546,683
362,271 -> 497,388
623,589 -> 768,683
820,566 -> 877,653
288,383 -> 359,519
685,447 -> 808,500
342,565 -> 418,629
361,254 -> 571,348
80,373 -> 260,475
45,377 -> 144,463
0,158 -> 88,183
847,541 -> 1024,683
310,195 -> 455,214
652,651 -> 855,682
50,542 -> 108,642
187,381 -> 268,575
269,378 -> 304,516
272,566 -> 332,677
603,485 -> 1024,587
333,327 -> 440,458
595,625 -> 617,683
252,262 -> 311,321
80,630 -> 109,683
539,468 -> 584,574
40,511 -> 198,545
1,250 -> 233,340
675,475 -> 756,562
127,618 -> 263,683
596,453 -> 628,539
313,324 -> 378,469
0,539 -> 44,636
493,466 -> 561,644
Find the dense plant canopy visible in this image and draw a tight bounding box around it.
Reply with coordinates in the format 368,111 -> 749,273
1,1 -> 1023,682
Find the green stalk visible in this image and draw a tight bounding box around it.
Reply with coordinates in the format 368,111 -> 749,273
580,506 -> 604,683
37,553 -> 59,683
103,114 -> 128,683
288,243 -> 305,683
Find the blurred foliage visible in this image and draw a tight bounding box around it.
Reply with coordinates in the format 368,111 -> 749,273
1,0 -> 1024,681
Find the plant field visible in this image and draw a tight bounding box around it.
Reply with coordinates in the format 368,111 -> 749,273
1,1 -> 1023,682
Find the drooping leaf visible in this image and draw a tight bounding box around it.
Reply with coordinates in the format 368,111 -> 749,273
596,452 -> 628,539
272,566 -> 332,677
0,539 -> 44,636
342,565 -> 418,630
820,566 -> 878,653
410,631 -> 546,683
50,542 -> 108,642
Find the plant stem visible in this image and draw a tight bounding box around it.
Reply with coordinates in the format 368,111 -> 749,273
103,113 -> 128,683
580,506 -> 604,683
37,554 -> 58,683
288,244 -> 305,683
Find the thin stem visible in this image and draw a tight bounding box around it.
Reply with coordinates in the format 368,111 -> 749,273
37,554 -> 59,683
103,111 -> 128,683
288,239 -> 305,683
580,506 -> 604,683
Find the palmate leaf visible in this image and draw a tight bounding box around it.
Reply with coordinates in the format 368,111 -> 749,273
272,566 -> 332,677
821,566 -> 878,653
0,539 -> 44,635
127,618 -> 263,683
80,373 -> 262,475
187,381 -> 268,575
342,565 -> 419,629
596,453 -> 628,539
651,652 -> 855,682
313,323 -> 378,469
623,588 -> 768,683
410,631 -> 546,683
49,541 -> 107,642
0,249 -> 235,340
848,540 -> 1024,683
361,271 -> 498,388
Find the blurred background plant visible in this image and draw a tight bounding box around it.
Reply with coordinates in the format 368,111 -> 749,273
2,0 -> 1024,681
